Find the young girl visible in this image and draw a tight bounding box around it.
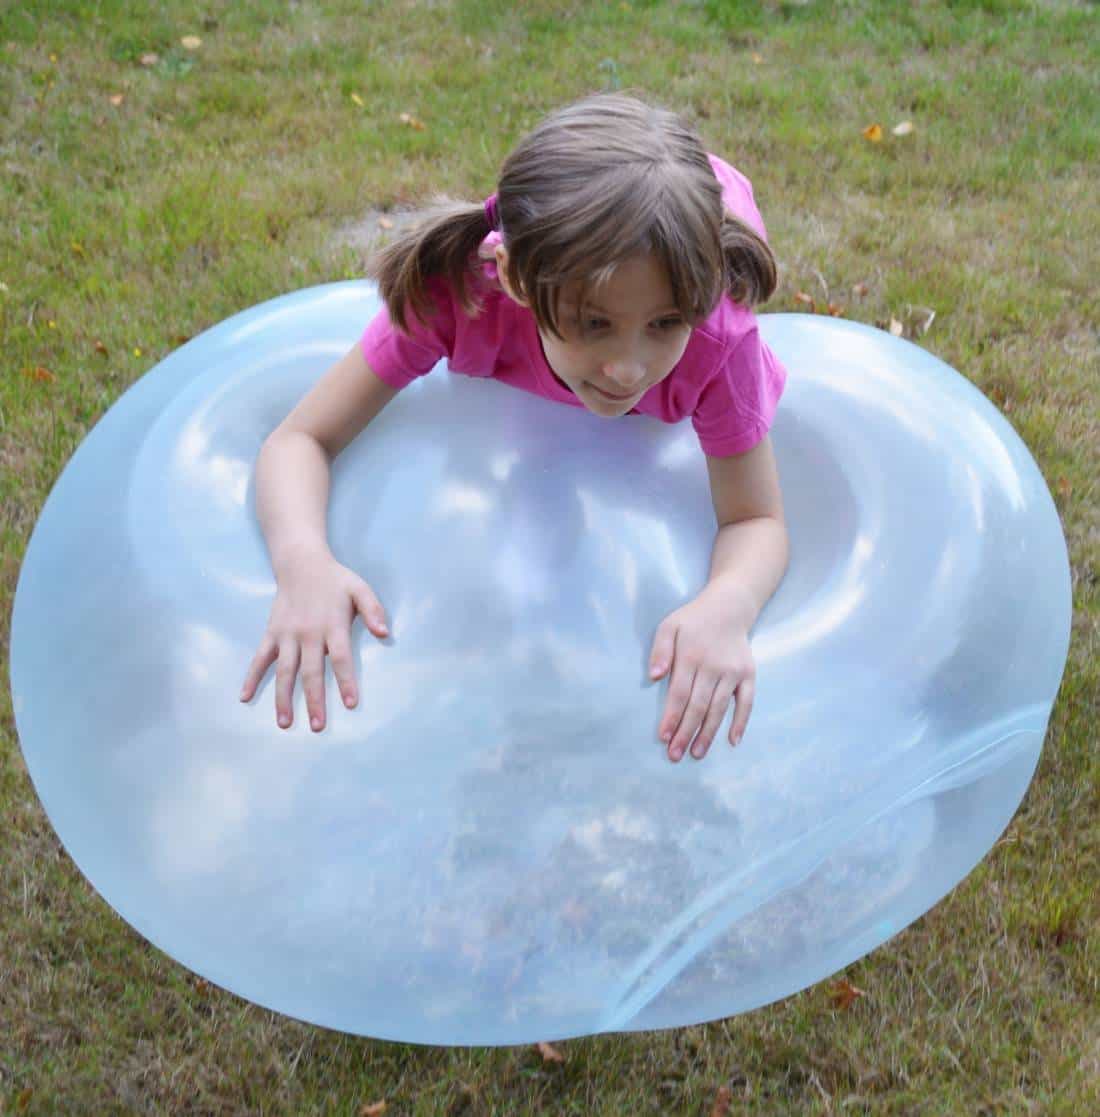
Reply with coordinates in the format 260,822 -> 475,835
239,90 -> 789,765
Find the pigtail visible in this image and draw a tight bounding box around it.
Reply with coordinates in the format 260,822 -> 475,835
721,212 -> 778,308
364,198 -> 493,334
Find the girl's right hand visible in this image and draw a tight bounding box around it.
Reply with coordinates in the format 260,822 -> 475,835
239,544 -> 390,732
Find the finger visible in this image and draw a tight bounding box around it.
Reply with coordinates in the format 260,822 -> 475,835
669,672 -> 719,761
274,638 -> 301,729
658,654 -> 691,746
328,631 -> 358,710
691,679 -> 734,760
729,676 -> 756,746
240,636 -> 277,701
353,583 -> 389,639
649,619 -> 677,681
299,639 -> 327,733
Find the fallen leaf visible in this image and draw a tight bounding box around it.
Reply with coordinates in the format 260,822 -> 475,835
830,977 -> 866,1010
892,120 -> 915,136
1056,477 -> 1072,498
851,282 -> 869,297
359,1102 -> 387,1116
109,93 -> 124,106
794,291 -> 816,312
827,302 -> 846,317
350,92 -> 364,107
47,318 -> 57,329
536,1041 -> 565,1063
709,1084 -> 733,1117
0,280 -> 10,293
910,305 -> 936,335
377,216 -> 394,229
140,51 -> 159,67
49,53 -> 58,63
399,111 -> 426,130
70,240 -> 84,257
888,318 -> 904,337
180,35 -> 202,50
94,339 -> 109,356
861,122 -> 883,143
752,52 -> 763,64
16,1088 -> 33,1112
23,365 -> 55,382
133,346 -> 143,357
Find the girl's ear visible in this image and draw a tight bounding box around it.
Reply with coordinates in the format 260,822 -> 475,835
493,244 -> 528,306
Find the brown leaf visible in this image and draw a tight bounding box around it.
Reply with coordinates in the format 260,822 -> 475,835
536,1041 -> 565,1063
830,978 -> 866,1010
109,93 -> 124,106
94,339 -> 109,355
861,122 -> 883,143
23,365 -> 55,383
180,35 -> 202,51
827,302 -> 846,317
794,291 -> 816,313
399,111 -> 426,130
359,1103 -> 387,1116
377,216 -> 394,230
709,1084 -> 732,1117
70,240 -> 85,257
1056,477 -> 1072,498
888,318 -> 904,337
851,282 -> 869,297
140,51 -> 159,67
16,1088 -> 33,1112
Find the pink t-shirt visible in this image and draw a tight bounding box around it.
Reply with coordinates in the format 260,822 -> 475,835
359,154 -> 786,457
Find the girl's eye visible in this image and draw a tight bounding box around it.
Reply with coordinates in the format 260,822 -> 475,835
654,317 -> 684,330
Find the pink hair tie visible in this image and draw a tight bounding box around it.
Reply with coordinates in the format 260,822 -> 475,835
484,192 -> 499,230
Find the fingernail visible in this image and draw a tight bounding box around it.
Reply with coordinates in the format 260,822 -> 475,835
279,714 -> 290,728
650,663 -> 663,677
311,717 -> 322,732
733,733 -> 742,747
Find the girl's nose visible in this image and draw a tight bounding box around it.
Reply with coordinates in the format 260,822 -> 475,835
603,357 -> 646,389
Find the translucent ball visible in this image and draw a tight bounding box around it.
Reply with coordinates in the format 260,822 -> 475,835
10,283 -> 1071,1044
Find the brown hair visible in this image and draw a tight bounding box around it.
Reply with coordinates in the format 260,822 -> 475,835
366,90 -> 778,340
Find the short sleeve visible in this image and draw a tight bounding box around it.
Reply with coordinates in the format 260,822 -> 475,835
692,326 -> 787,458
359,276 -> 457,389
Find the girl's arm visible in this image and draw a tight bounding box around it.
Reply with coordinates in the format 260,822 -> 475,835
242,344 -> 400,731
648,435 -> 788,762
701,434 -> 788,627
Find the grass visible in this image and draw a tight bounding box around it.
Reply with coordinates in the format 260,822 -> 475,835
1,0 -> 1097,1113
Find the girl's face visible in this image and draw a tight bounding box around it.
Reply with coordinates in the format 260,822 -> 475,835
495,248 -> 693,416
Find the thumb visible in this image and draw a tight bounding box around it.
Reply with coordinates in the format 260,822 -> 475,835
649,619 -> 677,681
353,584 -> 389,637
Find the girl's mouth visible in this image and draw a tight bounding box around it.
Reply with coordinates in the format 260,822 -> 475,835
588,383 -> 636,402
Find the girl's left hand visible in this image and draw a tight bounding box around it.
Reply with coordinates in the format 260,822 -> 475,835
648,584 -> 757,763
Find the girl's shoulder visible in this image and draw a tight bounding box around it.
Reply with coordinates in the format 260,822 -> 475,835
706,152 -> 768,241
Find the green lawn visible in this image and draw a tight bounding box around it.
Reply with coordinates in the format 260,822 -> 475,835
2,1 -> 1097,1113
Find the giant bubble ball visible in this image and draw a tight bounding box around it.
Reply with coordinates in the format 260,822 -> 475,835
10,282 -> 1071,1045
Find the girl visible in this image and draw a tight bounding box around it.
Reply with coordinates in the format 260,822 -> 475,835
239,90 -> 789,765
